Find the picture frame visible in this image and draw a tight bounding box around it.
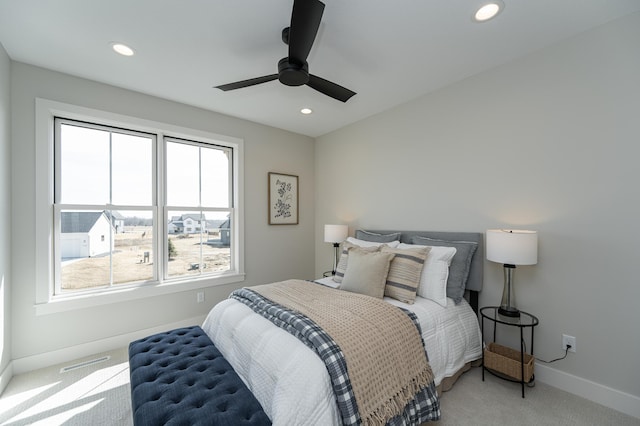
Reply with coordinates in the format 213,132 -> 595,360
268,172 -> 299,225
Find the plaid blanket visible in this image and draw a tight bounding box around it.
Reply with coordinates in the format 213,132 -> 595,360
230,280 -> 440,425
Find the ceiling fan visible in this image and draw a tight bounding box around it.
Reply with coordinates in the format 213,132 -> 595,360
214,0 -> 356,103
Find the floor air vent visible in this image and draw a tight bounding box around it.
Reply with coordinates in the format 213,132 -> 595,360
60,355 -> 111,373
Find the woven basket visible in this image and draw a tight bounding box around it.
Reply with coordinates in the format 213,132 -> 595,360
484,342 -> 534,382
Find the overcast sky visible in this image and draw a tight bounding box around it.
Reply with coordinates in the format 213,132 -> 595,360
60,123 -> 230,221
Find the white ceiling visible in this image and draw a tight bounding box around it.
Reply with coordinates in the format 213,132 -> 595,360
1,1 -> 640,137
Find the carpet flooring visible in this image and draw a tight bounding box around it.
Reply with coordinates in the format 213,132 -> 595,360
0,347 -> 637,425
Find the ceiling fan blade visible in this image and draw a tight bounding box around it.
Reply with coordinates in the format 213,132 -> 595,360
214,74 -> 278,91
288,0 -> 324,63
307,74 -> 356,103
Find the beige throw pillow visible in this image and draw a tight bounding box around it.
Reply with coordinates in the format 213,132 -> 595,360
333,241 -> 381,283
381,245 -> 431,304
340,250 -> 396,299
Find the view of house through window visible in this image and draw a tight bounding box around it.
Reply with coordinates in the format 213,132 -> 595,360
59,209 -> 155,290
54,118 -> 234,295
166,211 -> 231,277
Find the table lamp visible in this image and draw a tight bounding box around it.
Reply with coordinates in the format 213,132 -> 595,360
486,229 -> 538,317
324,224 -> 348,275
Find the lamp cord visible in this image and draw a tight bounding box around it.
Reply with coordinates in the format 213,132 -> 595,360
523,340 -> 571,363
537,346 -> 570,363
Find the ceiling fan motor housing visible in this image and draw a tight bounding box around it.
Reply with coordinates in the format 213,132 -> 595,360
278,57 -> 309,86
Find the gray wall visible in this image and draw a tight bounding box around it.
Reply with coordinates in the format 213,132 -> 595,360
10,63 -> 315,360
315,13 -> 640,398
0,43 -> 11,381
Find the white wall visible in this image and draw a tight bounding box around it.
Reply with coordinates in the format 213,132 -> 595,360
315,12 -> 640,404
0,42 -> 12,389
10,63 -> 315,362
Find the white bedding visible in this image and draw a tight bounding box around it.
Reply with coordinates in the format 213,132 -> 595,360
384,294 -> 482,386
201,282 -> 482,426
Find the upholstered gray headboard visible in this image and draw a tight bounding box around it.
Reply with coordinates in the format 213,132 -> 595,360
362,230 -> 484,312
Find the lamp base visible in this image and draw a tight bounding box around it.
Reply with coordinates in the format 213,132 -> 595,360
332,243 -> 340,275
498,264 -> 520,318
498,306 -> 521,318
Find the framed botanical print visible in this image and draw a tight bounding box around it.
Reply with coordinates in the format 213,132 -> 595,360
268,172 -> 298,225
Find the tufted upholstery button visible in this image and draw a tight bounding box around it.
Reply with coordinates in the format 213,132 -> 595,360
129,326 -> 271,426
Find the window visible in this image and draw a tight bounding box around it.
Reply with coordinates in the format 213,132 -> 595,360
35,99 -> 244,312
55,118 -> 156,293
164,136 -> 233,279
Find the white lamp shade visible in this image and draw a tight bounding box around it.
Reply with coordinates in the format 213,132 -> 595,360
324,224 -> 348,243
486,229 -> 538,265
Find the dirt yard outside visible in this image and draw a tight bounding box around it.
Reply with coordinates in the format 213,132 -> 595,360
61,226 -> 230,291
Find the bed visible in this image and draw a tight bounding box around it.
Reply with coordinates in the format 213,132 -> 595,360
202,230 -> 483,425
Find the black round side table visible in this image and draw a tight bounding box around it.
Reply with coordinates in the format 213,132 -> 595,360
480,306 -> 539,398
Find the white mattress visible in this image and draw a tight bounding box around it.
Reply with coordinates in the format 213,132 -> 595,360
202,283 -> 482,425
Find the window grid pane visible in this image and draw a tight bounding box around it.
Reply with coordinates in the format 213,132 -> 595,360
111,133 -> 153,205
166,141 -> 200,207
201,147 -> 230,208
57,208 -> 155,293
166,209 -> 231,279
60,123 -> 110,204
111,210 -> 154,285
59,209 -> 113,291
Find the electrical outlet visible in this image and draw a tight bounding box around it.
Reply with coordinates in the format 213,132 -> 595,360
197,291 -> 205,303
562,334 -> 576,353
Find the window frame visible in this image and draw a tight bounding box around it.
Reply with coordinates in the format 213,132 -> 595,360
163,136 -> 235,281
35,99 -> 245,315
53,118 -> 159,294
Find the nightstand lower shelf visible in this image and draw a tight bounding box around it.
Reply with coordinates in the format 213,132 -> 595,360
484,365 -> 536,386
484,342 -> 535,383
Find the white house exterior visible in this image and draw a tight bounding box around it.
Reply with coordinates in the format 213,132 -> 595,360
110,211 -> 126,234
167,214 -> 206,235
167,221 -> 179,234
60,211 -> 114,258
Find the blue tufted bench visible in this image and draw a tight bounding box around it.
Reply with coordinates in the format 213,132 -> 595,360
129,326 -> 271,426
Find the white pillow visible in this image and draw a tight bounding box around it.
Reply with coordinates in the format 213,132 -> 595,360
346,236 -> 400,248
398,243 -> 456,307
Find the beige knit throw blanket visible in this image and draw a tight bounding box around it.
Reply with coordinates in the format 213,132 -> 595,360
251,279 -> 435,426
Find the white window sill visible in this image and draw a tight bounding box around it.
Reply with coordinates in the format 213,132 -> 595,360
34,273 -> 245,316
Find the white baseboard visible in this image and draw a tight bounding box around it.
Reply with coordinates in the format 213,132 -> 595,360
11,315 -> 206,375
535,362 -> 640,420
0,360 -> 14,395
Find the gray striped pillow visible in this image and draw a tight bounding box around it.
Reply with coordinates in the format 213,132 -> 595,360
381,245 -> 431,304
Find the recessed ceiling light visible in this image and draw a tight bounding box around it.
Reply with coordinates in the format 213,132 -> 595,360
111,43 -> 135,56
300,108 -> 313,115
473,1 -> 504,22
